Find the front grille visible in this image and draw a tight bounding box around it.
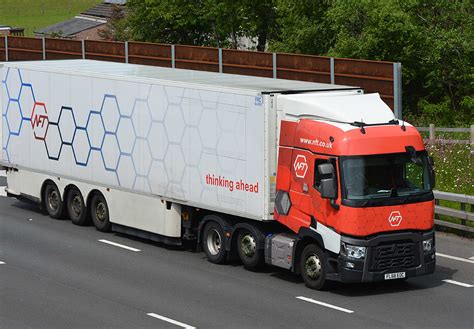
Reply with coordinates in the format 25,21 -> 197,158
376,243 -> 414,259
370,242 -> 419,271
374,256 -> 415,271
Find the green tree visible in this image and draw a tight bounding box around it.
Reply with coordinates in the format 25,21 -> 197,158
126,0 -> 276,50
325,0 -> 473,124
98,4 -> 129,41
269,0 -> 334,54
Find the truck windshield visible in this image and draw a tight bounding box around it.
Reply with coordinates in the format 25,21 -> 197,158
340,152 -> 431,201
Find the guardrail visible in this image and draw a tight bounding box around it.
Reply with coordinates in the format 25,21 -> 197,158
434,190 -> 474,233
417,124 -> 473,147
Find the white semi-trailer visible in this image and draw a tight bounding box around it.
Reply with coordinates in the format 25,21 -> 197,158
1,60 -> 435,289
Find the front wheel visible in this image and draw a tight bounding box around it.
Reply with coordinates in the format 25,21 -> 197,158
90,193 -> 111,232
202,221 -> 227,264
237,229 -> 264,269
300,244 -> 328,290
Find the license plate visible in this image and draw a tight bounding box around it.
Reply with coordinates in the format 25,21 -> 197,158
384,272 -> 406,280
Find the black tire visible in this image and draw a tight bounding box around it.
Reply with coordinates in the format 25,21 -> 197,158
300,244 -> 328,290
90,193 -> 111,232
237,229 -> 264,269
44,183 -> 64,219
202,221 -> 227,264
66,186 -> 89,226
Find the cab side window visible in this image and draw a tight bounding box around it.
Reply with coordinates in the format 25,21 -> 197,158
314,159 -> 327,190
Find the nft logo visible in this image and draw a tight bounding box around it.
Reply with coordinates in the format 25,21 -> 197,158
293,154 -> 308,178
388,211 -> 403,227
30,102 -> 49,140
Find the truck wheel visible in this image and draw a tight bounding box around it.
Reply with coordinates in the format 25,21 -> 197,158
300,244 -> 328,290
66,187 -> 89,226
237,229 -> 264,269
44,183 -> 64,219
90,193 -> 111,232
202,221 -> 227,264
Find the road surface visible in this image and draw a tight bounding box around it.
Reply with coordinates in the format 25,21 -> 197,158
0,175 -> 473,328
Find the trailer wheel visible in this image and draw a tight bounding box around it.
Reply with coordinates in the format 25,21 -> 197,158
44,183 -> 64,219
202,221 -> 227,264
300,244 -> 328,290
66,186 -> 89,226
90,193 -> 111,232
237,229 -> 264,269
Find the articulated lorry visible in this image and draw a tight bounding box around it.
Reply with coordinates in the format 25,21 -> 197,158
0,60 -> 436,289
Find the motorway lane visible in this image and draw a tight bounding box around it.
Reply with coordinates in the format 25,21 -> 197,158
0,195 -> 473,328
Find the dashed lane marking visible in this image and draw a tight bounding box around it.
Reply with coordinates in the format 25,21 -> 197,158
296,296 -> 354,314
0,261 -> 5,265
469,256 -> 474,261
436,253 -> 474,264
442,279 -> 473,288
98,239 -> 141,252
147,313 -> 196,328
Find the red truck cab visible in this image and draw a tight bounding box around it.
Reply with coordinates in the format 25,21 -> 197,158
272,92 -> 436,289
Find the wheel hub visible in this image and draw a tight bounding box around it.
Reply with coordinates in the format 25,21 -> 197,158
240,234 -> 256,257
71,195 -> 82,216
305,254 -> 322,280
96,202 -> 107,222
206,228 -> 222,256
48,190 -> 59,210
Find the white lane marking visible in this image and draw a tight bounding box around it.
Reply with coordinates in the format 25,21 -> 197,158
469,256 -> 474,261
147,313 -> 196,329
296,296 -> 354,314
436,253 -> 474,264
0,261 -> 5,265
442,279 -> 473,288
98,239 -> 140,252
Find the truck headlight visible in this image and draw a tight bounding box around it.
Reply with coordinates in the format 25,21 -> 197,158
341,242 -> 366,259
423,238 -> 433,253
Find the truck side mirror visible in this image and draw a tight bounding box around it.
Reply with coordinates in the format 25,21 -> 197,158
428,156 -> 435,189
318,163 -> 337,199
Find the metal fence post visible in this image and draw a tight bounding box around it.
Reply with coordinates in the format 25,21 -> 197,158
272,53 -> 277,79
4,36 -> 8,62
471,124 -> 474,154
393,62 -> 402,119
171,45 -> 175,69
330,57 -> 335,84
124,41 -> 128,63
218,48 -> 223,73
81,39 -> 85,59
42,37 -> 46,60
429,124 -> 435,141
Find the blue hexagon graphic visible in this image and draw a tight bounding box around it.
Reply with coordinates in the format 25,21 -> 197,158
4,68 -> 22,101
44,123 -> 63,160
58,106 -> 77,144
101,133 -> 120,171
116,154 -> 136,188
148,122 -> 167,160
18,84 -> 36,120
116,117 -> 136,155
132,138 -> 152,176
2,116 -> 10,149
164,104 -> 185,143
100,94 -> 120,133
86,111 -> 105,150
72,128 -> 91,166
131,98 -> 152,138
6,101 -> 23,136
